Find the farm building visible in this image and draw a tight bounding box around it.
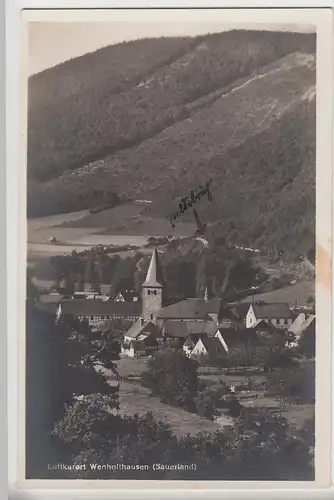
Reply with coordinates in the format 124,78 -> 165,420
245,302 -> 293,329
189,336 -> 226,359
56,298 -> 141,327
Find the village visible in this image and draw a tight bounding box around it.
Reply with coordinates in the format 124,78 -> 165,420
37,248 -> 315,360
32,247 -> 315,439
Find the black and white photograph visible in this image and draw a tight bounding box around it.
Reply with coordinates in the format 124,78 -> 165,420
21,8 -> 332,487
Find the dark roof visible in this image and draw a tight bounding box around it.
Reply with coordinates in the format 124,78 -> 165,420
217,328 -> 260,349
125,319 -> 160,340
199,337 -> 227,357
251,303 -> 292,319
157,298 -> 221,320
162,320 -> 217,338
60,299 -> 141,317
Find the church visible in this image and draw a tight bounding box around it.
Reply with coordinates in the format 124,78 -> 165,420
123,248 -> 225,349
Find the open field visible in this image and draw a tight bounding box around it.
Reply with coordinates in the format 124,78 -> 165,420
114,358 -> 314,430
27,202 -> 196,261
240,279 -> 314,307
119,381 -> 232,437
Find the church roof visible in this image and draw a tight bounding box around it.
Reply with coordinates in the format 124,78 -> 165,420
157,298 -> 221,320
163,320 -> 217,338
142,248 -> 164,288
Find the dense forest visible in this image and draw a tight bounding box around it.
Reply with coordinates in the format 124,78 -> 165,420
27,30 -> 316,256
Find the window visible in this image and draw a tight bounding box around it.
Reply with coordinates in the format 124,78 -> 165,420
153,290 -> 157,296
150,314 -> 153,320
90,316 -> 94,320
148,290 -> 151,295
284,319 -> 288,325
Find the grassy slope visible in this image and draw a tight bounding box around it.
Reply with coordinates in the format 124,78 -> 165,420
240,280 -> 314,306
27,31 -> 316,256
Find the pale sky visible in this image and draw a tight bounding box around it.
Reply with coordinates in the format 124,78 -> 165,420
28,21 -> 315,75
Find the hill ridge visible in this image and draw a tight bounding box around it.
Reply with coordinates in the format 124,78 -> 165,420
42,50 -> 315,187
27,31 -> 316,258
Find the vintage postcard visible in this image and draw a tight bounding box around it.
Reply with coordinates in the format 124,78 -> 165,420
17,7 -> 332,491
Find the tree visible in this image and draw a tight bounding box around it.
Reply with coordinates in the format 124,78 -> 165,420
26,304 -> 120,478
298,326 -> 315,358
141,349 -> 199,412
225,413 -> 313,480
266,362 -> 315,406
52,395 -> 313,481
195,252 -> 208,298
195,380 -> 229,419
228,256 -> 258,291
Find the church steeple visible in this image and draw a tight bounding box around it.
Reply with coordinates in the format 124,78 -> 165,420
142,248 -> 164,287
142,249 -> 164,322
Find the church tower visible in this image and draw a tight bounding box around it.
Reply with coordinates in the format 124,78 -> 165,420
142,248 -> 164,323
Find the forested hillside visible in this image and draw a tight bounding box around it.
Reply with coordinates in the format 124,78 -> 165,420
27,30 -> 316,255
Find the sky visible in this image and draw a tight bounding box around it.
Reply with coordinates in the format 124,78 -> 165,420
28,21 -> 315,75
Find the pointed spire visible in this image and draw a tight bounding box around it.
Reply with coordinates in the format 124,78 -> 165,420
142,248 -> 164,288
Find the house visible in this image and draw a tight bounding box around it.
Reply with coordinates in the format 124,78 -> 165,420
124,340 -> 149,358
122,319 -> 160,357
214,328 -> 260,353
115,290 -> 140,303
288,312 -> 315,343
183,334 -> 205,356
245,302 -> 293,329
123,318 -> 162,346
189,336 -> 227,359
56,298 -> 141,327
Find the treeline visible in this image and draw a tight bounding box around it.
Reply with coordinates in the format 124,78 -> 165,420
45,240 -> 265,301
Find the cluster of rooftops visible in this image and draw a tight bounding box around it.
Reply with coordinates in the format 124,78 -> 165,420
35,248 -> 315,356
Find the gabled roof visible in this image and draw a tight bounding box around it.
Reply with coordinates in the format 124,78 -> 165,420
288,313 -> 315,337
59,299 -> 141,317
142,248 -> 164,288
183,333 -> 205,347
162,320 -> 217,338
125,319 -> 160,340
196,337 -> 226,357
251,303 -> 292,319
157,298 -> 222,320
217,328 -> 260,349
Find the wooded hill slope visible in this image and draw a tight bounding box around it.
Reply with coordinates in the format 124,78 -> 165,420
27,30 -> 316,256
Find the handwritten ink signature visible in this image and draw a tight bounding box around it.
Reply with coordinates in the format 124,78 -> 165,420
169,178 -> 213,228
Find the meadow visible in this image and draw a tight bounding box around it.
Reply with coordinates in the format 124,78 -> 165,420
115,357 -> 314,430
